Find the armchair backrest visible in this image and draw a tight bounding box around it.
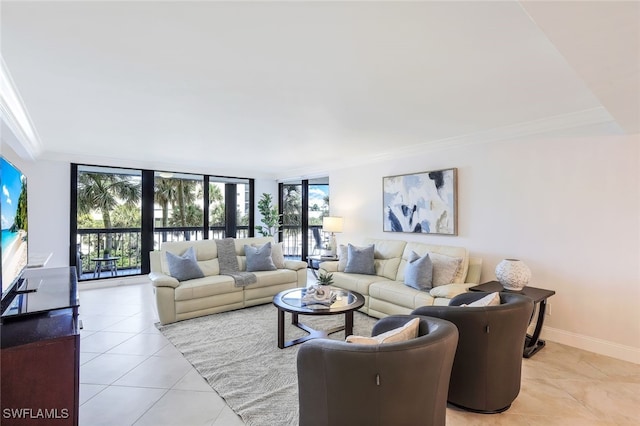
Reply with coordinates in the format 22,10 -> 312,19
412,292 -> 534,413
297,315 -> 458,426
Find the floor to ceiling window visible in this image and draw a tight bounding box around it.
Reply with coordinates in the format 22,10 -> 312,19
279,177 -> 329,261
74,166 -> 142,280
71,164 -> 254,281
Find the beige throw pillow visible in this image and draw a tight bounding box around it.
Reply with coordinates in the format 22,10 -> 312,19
460,292 -> 501,307
430,252 -> 463,287
346,318 -> 420,345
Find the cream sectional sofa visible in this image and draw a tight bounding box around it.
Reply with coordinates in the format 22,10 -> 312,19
319,238 -> 482,318
149,237 -> 307,325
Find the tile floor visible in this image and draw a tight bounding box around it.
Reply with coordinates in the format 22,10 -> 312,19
78,277 -> 640,426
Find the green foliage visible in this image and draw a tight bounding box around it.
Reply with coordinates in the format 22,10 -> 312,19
255,193 -> 281,237
209,183 -> 225,226
14,178 -> 28,231
112,204 -> 141,228
169,204 -> 203,227
317,271 -> 334,286
77,213 -> 102,229
77,172 -> 141,228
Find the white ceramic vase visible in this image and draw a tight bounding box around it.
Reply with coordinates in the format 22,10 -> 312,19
495,259 -> 531,291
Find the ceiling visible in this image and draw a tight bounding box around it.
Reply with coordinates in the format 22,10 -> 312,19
1,1 -> 638,180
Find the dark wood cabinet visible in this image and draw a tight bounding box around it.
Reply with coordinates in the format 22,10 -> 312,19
1,268 -> 79,426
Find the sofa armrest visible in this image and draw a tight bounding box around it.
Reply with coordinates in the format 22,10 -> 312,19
148,272 -> 180,288
284,260 -> 308,271
429,283 -> 476,300
465,257 -> 483,284
319,261 -> 339,273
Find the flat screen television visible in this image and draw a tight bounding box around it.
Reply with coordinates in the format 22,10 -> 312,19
1,156 -> 28,303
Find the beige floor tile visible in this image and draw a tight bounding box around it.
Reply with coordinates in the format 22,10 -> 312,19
78,282 -> 640,426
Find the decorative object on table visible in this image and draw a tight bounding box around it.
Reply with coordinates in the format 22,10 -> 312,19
383,168 -> 457,235
302,285 -> 337,307
322,216 -> 343,257
255,193 -> 282,237
495,258 -> 531,291
316,271 -> 334,286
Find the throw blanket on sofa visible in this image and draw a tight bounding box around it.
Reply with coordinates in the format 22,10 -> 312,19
215,238 -> 257,287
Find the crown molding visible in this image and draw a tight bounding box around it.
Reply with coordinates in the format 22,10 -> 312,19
281,107 -> 620,179
0,56 -> 43,160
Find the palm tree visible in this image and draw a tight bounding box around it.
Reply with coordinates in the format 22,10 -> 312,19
154,178 -> 178,227
77,172 -> 141,255
209,183 -> 225,226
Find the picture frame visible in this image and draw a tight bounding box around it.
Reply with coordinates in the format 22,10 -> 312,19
382,168 -> 457,235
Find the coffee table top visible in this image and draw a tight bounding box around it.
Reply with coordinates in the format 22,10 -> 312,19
273,287 -> 365,315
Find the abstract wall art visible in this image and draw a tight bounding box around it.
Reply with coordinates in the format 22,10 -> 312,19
383,168 -> 457,235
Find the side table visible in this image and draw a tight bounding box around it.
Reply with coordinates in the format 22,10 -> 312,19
469,281 -> 556,358
306,255 -> 338,279
91,256 -> 120,278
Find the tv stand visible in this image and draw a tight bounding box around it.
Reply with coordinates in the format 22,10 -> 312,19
1,267 -> 80,426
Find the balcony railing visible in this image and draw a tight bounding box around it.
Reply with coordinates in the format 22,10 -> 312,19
76,225 -> 325,281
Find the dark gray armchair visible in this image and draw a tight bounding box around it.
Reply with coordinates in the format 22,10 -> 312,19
412,292 -> 534,413
297,315 -> 458,426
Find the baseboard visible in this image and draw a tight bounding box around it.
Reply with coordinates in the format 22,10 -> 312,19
78,275 -> 149,290
543,326 -> 640,365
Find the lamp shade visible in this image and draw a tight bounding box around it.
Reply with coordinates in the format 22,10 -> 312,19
322,216 -> 343,233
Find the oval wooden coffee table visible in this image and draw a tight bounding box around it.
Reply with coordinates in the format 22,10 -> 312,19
273,287 -> 365,349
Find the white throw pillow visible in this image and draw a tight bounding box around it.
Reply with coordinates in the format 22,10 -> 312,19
460,292 -> 501,307
430,252 -> 463,287
346,318 -> 420,345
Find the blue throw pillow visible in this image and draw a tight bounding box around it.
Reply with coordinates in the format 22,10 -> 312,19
344,244 -> 376,275
166,247 -> 204,281
404,251 -> 433,291
244,242 -> 277,272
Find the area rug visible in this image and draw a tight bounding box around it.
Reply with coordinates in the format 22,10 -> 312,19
158,304 -> 377,426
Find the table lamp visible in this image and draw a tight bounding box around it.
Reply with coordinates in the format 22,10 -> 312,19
322,216 -> 343,257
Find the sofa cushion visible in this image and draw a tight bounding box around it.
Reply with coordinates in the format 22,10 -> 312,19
244,243 -> 277,272
166,247 -> 205,281
346,318 -> 419,345
174,275 -> 239,301
345,244 -> 376,275
404,251 -> 433,291
369,280 -> 435,311
429,283 -> 475,299
364,238 -> 407,280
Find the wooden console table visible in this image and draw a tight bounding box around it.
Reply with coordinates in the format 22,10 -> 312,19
1,267 -> 80,425
470,281 -> 555,358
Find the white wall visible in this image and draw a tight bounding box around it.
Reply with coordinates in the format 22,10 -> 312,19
330,134 -> 640,363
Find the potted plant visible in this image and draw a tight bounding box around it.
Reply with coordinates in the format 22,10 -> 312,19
317,271 -> 334,286
255,193 -> 282,238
